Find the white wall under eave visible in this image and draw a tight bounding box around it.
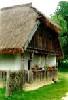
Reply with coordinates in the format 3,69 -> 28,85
0,54 -> 21,71
31,54 -> 56,68
22,53 -> 56,70
21,52 -> 57,70
23,52 -> 30,70
31,55 -> 46,68
22,52 -> 46,70
45,55 -> 56,67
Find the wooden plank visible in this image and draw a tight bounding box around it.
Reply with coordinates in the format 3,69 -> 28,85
24,21 -> 40,50
5,71 -> 10,96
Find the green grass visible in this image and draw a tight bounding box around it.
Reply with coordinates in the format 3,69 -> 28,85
0,72 -> 68,100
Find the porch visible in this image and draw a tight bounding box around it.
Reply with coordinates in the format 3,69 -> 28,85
0,67 -> 58,96
0,67 -> 58,88
23,67 -> 58,84
23,67 -> 58,90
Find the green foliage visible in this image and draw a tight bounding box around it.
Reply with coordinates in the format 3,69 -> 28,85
51,1 -> 68,59
51,15 -> 67,33
55,1 -> 68,19
58,61 -> 68,72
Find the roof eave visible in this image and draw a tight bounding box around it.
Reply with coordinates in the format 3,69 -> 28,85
0,48 -> 24,54
37,16 -> 61,34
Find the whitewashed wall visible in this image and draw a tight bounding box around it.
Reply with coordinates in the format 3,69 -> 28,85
45,55 -> 56,67
23,52 -> 46,70
32,54 -> 56,68
31,55 -> 46,68
23,52 -> 30,70
0,54 -> 21,71
23,52 -> 56,70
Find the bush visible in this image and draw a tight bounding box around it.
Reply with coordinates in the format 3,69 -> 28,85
58,61 -> 68,72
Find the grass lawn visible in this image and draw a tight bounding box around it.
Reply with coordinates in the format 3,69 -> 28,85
0,72 -> 68,100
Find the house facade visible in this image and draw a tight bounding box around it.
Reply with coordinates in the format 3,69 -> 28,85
0,3 -> 63,95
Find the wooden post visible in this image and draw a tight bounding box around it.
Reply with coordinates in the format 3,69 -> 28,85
5,71 -> 10,96
28,70 -> 30,83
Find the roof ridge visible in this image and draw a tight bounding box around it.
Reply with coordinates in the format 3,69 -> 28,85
1,2 -> 32,11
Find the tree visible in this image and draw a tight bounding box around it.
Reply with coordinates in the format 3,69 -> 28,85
51,15 -> 67,34
55,1 -> 68,29
55,1 -> 68,18
51,1 -> 68,59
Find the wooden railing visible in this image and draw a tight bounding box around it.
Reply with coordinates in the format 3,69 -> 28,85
23,67 -> 58,83
0,68 -> 58,84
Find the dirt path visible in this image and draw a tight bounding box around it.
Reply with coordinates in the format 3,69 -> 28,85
0,81 -> 5,88
62,92 -> 68,100
23,80 -> 54,91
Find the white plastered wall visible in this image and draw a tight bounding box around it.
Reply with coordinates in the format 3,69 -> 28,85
31,55 -> 46,68
22,52 -> 46,70
0,54 -> 21,71
21,52 -> 56,70
23,52 -> 30,70
31,54 -> 56,68
45,54 -> 56,67
22,52 -> 56,70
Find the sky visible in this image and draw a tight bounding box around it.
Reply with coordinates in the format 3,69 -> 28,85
0,0 -> 68,17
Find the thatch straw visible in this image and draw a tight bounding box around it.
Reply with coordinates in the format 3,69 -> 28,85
0,4 -> 38,50
0,3 -> 61,54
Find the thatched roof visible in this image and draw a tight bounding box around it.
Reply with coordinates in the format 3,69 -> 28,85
0,3 -> 61,54
32,7 -> 61,34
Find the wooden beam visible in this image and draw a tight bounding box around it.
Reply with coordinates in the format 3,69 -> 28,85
24,20 -> 40,50
27,47 -> 56,55
0,48 -> 23,54
5,71 -> 10,96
